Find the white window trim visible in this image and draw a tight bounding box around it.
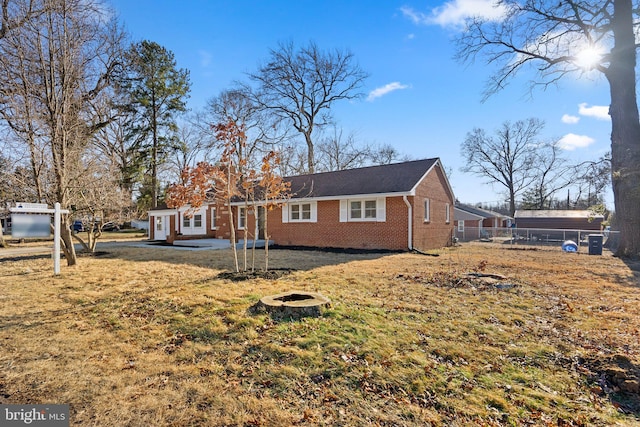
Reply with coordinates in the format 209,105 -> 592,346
424,198 -> 430,223
210,207 -> 217,230
339,198 -> 386,222
238,207 -> 246,230
282,201 -> 317,223
458,220 -> 464,232
193,214 -> 202,228
445,203 -> 451,224
180,208 -> 206,233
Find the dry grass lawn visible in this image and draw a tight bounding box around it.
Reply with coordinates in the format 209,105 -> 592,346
1,242 -> 639,426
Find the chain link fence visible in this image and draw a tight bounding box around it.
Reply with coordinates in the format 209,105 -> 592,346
455,226 -> 619,252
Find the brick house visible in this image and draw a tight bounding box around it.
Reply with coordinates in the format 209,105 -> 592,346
454,203 -> 512,240
149,158 -> 455,251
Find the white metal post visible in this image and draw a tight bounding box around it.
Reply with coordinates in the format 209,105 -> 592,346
54,202 -> 61,275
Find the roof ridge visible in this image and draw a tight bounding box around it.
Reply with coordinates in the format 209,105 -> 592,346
284,158 -> 439,179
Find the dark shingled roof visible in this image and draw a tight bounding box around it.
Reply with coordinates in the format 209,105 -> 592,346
286,158 -> 439,199
455,203 -> 511,219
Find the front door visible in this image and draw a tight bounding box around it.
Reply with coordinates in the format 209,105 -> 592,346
155,216 -> 169,240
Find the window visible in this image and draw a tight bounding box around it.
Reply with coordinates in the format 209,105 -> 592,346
445,203 -> 450,223
194,214 -> 202,228
156,217 -> 162,231
350,201 -> 362,219
283,202 -> 316,223
291,204 -> 300,220
364,200 -> 376,218
211,208 -> 217,229
183,215 -> 190,228
238,207 -> 246,229
290,203 -> 311,221
342,198 -> 384,222
350,200 -> 376,219
424,199 -> 430,222
458,220 -> 464,232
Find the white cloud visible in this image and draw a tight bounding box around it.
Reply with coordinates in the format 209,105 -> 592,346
367,82 -> 410,102
198,50 -> 212,68
578,103 -> 610,120
400,6 -> 429,25
557,133 -> 595,151
402,1 -> 508,28
561,114 -> 580,124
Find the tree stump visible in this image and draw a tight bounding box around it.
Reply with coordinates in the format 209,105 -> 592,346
253,291 -> 331,319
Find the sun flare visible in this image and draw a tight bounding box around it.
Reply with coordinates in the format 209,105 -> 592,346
575,46 -> 604,69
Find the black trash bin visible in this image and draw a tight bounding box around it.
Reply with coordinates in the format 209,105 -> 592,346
588,234 -> 604,255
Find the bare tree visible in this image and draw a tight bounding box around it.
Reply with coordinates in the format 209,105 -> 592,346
247,41 -> 368,173
521,142 -> 575,209
0,0 -> 43,40
573,153 -> 612,208
455,0 -> 640,257
461,118 -> 544,216
369,143 -> 410,165
206,88 -> 288,171
70,155 -> 131,252
0,0 -> 125,265
316,126 -> 371,172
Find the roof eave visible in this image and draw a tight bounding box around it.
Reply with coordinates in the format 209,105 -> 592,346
409,158 -> 455,200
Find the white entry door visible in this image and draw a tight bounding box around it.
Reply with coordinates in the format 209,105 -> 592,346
155,216 -> 169,240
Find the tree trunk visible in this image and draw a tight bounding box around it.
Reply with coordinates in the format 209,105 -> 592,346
0,221 -> 6,248
509,187 -> 516,218
151,97 -> 159,208
305,131 -> 315,173
60,217 -> 77,266
264,207 -> 269,271
607,0 -> 640,257
228,205 -> 239,273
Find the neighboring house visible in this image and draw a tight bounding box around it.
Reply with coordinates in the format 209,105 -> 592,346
149,158 -> 456,251
513,210 -> 604,230
454,204 -> 512,240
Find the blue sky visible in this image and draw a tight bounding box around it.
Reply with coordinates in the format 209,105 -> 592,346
108,0 -> 613,207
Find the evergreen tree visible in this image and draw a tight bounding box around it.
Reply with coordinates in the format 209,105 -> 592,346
120,40 -> 191,208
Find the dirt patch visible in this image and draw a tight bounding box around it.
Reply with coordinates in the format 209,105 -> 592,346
216,268 -> 294,281
76,251 -> 110,258
580,354 -> 640,413
395,271 -> 518,291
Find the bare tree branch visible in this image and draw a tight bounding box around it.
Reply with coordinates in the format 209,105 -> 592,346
246,40 -> 368,173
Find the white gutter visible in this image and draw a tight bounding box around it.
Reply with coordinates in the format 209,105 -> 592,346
403,195 -> 412,250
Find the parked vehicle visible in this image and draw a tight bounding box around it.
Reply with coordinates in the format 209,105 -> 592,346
101,222 -> 120,232
72,220 -> 84,232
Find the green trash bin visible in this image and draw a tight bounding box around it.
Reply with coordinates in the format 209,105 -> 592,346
588,234 -> 603,255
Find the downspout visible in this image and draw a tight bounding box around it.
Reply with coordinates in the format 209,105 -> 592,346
403,195 -> 412,250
